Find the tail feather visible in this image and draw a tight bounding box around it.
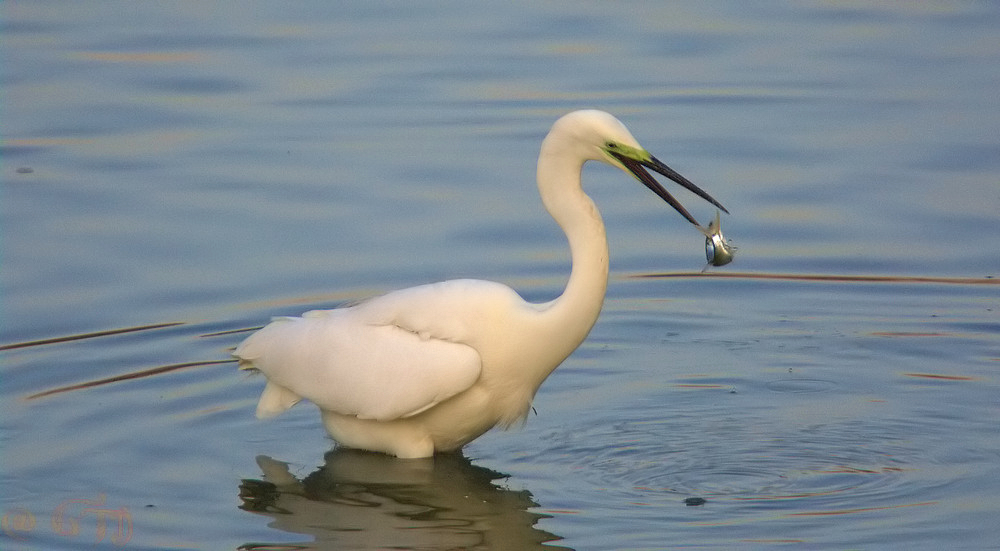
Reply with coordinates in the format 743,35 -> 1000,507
255,381 -> 302,419
237,358 -> 259,371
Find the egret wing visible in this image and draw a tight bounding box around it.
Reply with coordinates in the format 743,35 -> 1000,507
234,310 -> 482,421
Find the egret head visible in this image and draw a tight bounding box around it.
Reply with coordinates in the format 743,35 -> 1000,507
552,110 -> 729,226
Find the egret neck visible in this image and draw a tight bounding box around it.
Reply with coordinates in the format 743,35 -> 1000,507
534,131 -> 610,376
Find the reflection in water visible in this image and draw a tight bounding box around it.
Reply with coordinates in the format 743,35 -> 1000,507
238,449 -> 570,550
636,272 -> 1000,285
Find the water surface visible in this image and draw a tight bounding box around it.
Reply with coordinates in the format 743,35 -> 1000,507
3,2 -> 999,549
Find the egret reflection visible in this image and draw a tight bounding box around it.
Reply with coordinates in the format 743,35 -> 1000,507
238,449 -> 570,550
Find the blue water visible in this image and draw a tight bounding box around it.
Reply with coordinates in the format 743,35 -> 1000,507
3,2 -> 999,549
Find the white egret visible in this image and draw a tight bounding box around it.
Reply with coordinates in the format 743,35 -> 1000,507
234,110 -> 728,458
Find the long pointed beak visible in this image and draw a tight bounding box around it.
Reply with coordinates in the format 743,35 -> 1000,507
612,152 -> 728,226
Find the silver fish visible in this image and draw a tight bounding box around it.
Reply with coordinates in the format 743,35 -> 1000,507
698,210 -> 735,267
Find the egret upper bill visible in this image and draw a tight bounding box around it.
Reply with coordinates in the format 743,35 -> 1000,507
234,110 -> 728,458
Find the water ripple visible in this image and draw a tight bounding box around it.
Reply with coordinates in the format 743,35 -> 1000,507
535,404 -> 938,518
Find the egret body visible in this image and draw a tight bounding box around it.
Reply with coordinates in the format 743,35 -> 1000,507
234,110 -> 727,458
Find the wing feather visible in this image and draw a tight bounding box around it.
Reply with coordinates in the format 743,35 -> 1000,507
234,307 -> 482,421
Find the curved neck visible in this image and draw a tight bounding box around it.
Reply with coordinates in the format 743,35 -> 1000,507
535,137 -> 610,355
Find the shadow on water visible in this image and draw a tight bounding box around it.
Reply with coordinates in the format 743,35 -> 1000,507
237,449 -> 570,550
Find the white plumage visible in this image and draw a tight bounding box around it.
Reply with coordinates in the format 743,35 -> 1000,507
235,110 -> 727,458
